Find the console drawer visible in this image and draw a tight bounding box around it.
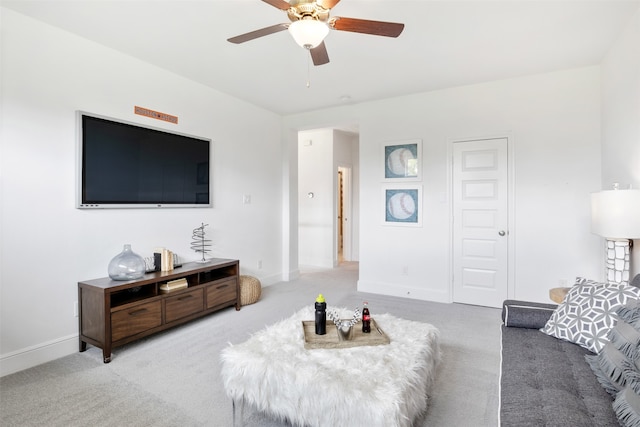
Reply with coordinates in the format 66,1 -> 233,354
206,278 -> 237,309
165,288 -> 204,323
111,301 -> 162,342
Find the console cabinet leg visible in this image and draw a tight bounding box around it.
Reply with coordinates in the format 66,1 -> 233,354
79,340 -> 87,352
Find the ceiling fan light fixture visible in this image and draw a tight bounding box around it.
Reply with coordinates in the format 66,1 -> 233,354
288,19 -> 329,49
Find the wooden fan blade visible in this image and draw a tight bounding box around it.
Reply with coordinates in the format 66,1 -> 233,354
227,23 -> 289,44
310,42 -> 330,66
261,0 -> 292,10
318,0 -> 341,9
332,17 -> 404,38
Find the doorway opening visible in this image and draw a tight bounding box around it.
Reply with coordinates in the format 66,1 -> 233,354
297,128 -> 359,270
338,166 -> 352,263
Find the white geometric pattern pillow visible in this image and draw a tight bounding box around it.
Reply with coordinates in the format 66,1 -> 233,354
541,280 -> 640,353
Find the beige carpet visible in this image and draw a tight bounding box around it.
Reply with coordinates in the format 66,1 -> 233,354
0,262 -> 501,426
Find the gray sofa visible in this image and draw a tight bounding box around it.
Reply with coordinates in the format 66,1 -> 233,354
500,299 -> 620,426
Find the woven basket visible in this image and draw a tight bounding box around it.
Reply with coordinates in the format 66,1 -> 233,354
240,275 -> 262,306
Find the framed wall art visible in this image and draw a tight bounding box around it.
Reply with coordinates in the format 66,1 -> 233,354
383,139 -> 422,181
382,185 -> 422,226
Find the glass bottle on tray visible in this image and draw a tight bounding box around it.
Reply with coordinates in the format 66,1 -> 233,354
362,301 -> 371,333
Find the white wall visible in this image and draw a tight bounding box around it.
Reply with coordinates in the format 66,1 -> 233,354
0,9 -> 283,375
602,9 -> 640,190
601,8 -> 640,277
285,66 -> 604,304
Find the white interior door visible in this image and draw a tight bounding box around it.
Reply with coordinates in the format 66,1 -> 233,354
452,138 -> 508,308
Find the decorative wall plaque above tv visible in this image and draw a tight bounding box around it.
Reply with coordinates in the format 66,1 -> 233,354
76,111 -> 211,209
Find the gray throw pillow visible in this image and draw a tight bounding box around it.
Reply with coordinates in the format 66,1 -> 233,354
612,386 -> 640,427
586,299 -> 640,394
586,342 -> 628,396
618,303 -> 640,328
609,320 -> 640,360
541,279 -> 640,353
625,362 -> 640,394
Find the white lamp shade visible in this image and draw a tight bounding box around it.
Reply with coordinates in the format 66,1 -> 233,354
288,20 -> 329,49
591,189 -> 640,238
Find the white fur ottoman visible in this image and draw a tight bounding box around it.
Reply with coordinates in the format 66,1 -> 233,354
220,307 -> 441,427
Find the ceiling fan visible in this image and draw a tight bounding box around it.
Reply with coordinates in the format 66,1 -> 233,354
227,0 -> 405,66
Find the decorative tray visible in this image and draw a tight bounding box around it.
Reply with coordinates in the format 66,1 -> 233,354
301,319 -> 390,350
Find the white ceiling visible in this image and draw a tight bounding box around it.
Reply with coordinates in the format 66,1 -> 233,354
3,0 -> 639,115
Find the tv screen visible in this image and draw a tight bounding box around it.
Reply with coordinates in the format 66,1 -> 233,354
77,112 -> 211,209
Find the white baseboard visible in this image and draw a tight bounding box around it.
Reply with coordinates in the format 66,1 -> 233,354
258,272 -> 286,287
298,257 -> 334,268
238,270 -> 284,286
283,269 -> 300,282
0,334 -> 78,377
357,280 -> 450,303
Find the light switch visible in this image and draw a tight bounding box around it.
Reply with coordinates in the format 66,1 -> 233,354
243,194 -> 251,204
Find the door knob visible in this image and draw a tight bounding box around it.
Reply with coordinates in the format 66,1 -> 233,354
498,230 -> 506,236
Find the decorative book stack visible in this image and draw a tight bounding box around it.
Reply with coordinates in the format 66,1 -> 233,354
154,247 -> 181,272
159,278 -> 188,293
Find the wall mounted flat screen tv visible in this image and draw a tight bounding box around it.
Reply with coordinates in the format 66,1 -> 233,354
77,111 -> 211,209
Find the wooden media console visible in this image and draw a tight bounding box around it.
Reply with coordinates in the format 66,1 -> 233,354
78,258 -> 239,363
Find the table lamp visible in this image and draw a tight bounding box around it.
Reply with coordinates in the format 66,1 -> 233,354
591,187 -> 640,285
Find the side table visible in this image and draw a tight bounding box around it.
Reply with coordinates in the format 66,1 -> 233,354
549,287 -> 570,304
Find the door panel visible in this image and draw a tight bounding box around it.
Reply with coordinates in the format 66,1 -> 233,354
463,268 -> 497,289
463,239 -> 496,258
453,138 -> 508,308
462,180 -> 498,198
462,209 -> 498,228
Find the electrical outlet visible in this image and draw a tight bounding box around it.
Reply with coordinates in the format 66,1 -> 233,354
559,279 -> 569,287
243,194 -> 251,204
257,260 -> 262,269
74,301 -> 78,318
402,266 -> 409,276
